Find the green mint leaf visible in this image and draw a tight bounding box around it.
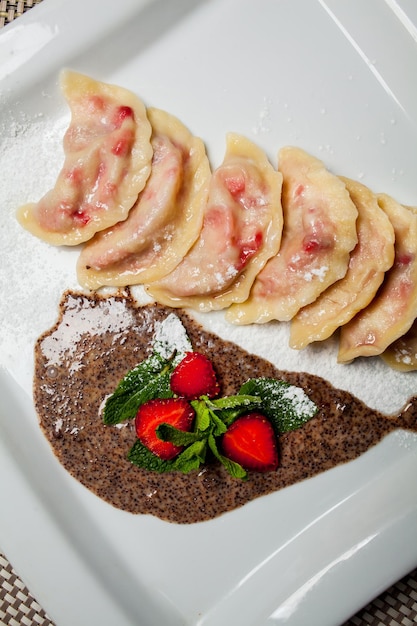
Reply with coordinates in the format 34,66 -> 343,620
112,352 -> 168,395
208,434 -> 247,480
156,423 -> 202,446
209,410 -> 228,436
103,352 -> 171,425
191,400 -> 212,432
103,369 -> 172,425
208,394 -> 261,411
128,436 -> 206,475
239,378 -> 317,433
207,394 -> 263,426
191,398 -> 227,435
172,440 -> 207,474
128,439 -> 175,473
152,313 -> 193,365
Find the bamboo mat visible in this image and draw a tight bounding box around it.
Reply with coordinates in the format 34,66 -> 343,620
0,0 -> 43,28
1,550 -> 416,626
1,1 -> 417,625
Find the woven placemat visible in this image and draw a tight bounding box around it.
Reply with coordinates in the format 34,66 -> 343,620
0,0 -> 43,28
0,550 -> 416,626
0,554 -> 54,626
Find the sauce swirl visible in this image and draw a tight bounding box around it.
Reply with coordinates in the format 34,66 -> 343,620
34,291 -> 417,524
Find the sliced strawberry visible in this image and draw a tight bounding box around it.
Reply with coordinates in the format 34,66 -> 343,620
135,398 -> 195,460
170,352 -> 220,400
221,412 -> 279,472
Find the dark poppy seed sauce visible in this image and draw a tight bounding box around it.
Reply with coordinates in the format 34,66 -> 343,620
33,290 -> 417,524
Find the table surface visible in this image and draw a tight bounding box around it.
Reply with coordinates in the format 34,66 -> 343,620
1,547 -> 417,626
1,1 -> 417,625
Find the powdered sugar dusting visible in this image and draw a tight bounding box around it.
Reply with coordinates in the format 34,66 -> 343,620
152,313 -> 192,362
252,96 -> 273,135
303,266 -> 329,282
40,294 -> 136,367
281,384 -> 317,417
0,105 -> 79,388
393,346 -> 417,366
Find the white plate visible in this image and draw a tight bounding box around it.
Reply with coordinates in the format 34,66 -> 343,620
1,1 -> 417,624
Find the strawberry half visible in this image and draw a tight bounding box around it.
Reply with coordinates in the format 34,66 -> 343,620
170,351 -> 220,400
221,412 -> 279,472
135,398 -> 195,460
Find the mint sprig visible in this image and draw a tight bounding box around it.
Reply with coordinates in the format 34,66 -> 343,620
207,433 -> 247,480
156,423 -> 202,447
128,438 -> 174,473
154,394 -> 260,479
203,394 -> 263,427
127,431 -> 208,474
239,378 -> 318,433
102,354 -> 173,425
173,440 -> 208,474
103,313 -> 318,479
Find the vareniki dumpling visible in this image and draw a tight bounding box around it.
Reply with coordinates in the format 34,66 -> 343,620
289,178 -> 395,349
17,71 -> 153,245
77,108 -> 211,288
146,133 -> 283,311
338,195 -> 417,362
227,147 -> 358,324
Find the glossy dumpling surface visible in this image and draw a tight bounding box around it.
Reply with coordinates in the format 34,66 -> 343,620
77,108 -> 210,288
227,146 -> 358,324
381,320 -> 417,371
338,194 -> 417,362
17,71 -> 153,245
147,133 -> 283,311
289,178 -> 395,349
